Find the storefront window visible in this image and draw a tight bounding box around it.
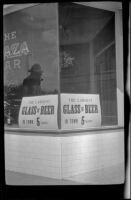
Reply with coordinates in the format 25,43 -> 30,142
59,3 -> 118,128
4,3 -> 121,130
4,3 -> 59,127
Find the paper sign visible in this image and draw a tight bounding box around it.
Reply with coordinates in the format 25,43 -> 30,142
18,95 -> 58,130
61,94 -> 101,129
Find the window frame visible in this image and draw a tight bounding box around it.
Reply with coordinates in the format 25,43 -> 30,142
3,2 -> 124,132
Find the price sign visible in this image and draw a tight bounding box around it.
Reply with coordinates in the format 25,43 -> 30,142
61,94 -> 101,129
18,95 -> 58,130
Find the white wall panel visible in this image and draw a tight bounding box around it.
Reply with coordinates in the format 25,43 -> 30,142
5,132 -> 62,179
61,130 -> 124,178
5,129 -> 124,181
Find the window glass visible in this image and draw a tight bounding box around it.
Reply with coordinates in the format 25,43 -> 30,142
59,3 -> 118,128
4,3 -> 59,127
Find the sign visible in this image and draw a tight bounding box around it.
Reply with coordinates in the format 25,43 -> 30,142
4,31 -> 31,71
18,95 -> 58,130
61,94 -> 101,129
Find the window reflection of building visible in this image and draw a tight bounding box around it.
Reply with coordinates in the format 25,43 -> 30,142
59,3 -> 117,125
4,3 -> 59,126
4,3 -> 122,127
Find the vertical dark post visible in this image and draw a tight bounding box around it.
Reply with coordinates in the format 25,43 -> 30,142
56,3 -> 61,130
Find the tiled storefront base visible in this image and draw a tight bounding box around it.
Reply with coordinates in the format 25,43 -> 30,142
5,133 -> 62,179
6,163 -> 124,185
4,128 -> 124,183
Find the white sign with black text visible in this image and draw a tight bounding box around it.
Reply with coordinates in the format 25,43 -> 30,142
18,95 -> 58,130
61,94 -> 101,129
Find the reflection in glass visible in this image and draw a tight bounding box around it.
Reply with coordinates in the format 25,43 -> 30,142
4,3 -> 59,126
59,3 -> 117,125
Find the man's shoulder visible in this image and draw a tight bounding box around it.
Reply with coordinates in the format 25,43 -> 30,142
23,76 -> 33,85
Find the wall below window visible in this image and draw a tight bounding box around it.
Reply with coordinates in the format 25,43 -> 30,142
5,133 -> 62,179
61,129 -> 124,179
5,129 -> 124,182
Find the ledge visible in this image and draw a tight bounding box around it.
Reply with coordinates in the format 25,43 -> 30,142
4,126 -> 124,136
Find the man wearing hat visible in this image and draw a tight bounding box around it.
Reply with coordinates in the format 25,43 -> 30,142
23,64 -> 43,97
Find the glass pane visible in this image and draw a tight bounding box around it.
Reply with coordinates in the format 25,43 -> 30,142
58,3 -> 117,128
4,3 -> 59,127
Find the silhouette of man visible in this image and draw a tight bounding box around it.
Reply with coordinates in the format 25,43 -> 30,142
23,64 -> 43,97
